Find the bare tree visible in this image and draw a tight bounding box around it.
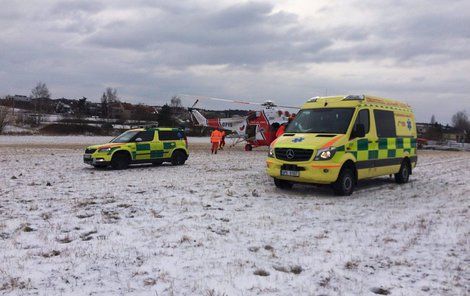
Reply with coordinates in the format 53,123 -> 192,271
105,87 -> 118,103
31,82 -> 51,123
170,96 -> 182,108
451,111 -> 469,132
31,82 -> 51,99
101,87 -> 119,118
0,105 -> 10,134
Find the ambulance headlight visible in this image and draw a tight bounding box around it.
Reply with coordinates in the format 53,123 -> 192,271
268,146 -> 275,158
315,147 -> 336,160
98,147 -> 112,153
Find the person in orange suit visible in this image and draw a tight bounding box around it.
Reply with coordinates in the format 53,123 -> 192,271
276,115 -> 296,138
210,128 -> 222,154
220,130 -> 226,150
276,123 -> 286,138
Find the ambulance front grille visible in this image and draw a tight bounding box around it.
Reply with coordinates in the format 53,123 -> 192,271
275,148 -> 314,162
85,148 -> 97,154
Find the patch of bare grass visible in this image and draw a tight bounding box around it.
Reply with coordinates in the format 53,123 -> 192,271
253,269 -> 270,276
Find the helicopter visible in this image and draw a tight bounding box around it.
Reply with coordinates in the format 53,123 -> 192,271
183,95 -> 298,151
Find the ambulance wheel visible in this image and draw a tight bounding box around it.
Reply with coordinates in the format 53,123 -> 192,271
245,144 -> 253,151
171,151 -> 186,166
274,178 -> 293,189
395,160 -> 410,184
332,168 -> 355,196
111,152 -> 130,170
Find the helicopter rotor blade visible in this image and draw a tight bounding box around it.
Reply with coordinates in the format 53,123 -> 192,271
275,104 -> 300,110
179,94 -> 263,106
179,94 -> 300,110
190,99 -> 199,109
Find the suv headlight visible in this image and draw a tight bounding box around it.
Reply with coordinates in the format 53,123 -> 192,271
314,146 -> 336,161
268,146 -> 275,158
98,147 -> 112,153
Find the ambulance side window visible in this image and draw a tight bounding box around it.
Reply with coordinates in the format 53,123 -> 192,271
354,109 -> 370,134
374,110 -> 396,138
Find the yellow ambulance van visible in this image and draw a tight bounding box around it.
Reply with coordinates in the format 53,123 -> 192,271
266,95 -> 417,195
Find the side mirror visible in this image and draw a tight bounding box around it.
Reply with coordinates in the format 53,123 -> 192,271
135,137 -> 143,142
352,124 -> 366,138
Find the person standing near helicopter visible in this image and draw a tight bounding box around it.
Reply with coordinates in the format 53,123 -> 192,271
219,130 -> 226,150
210,128 -> 222,154
276,114 -> 296,138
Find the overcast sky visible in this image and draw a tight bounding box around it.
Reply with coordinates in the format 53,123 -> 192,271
1,0 -> 469,123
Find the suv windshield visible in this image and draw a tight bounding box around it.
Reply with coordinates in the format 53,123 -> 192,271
286,108 -> 355,134
110,130 -> 139,143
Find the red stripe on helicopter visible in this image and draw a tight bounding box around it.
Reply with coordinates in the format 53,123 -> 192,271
207,118 -> 220,128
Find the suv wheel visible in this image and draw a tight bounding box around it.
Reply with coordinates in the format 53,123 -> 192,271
111,153 -> 130,170
332,168 -> 355,196
171,151 -> 186,166
274,178 -> 293,189
395,160 -> 410,184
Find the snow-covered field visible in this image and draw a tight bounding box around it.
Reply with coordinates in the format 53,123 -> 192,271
0,135 -> 210,148
0,136 -> 469,295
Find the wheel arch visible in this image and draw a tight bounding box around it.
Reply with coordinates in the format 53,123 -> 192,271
111,149 -> 132,160
172,148 -> 188,157
339,159 -> 358,184
402,156 -> 412,175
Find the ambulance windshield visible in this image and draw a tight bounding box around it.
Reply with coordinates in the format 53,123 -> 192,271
285,108 -> 354,134
110,130 -> 139,143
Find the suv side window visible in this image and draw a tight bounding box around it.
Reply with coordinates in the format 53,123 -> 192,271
374,110 -> 396,137
354,109 -> 370,134
158,130 -> 185,140
134,130 -> 155,142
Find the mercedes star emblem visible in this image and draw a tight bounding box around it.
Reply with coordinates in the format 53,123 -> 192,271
286,149 -> 295,159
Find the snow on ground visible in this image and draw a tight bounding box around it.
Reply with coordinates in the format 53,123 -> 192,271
0,137 -> 469,295
1,125 -> 34,134
0,136 -> 210,147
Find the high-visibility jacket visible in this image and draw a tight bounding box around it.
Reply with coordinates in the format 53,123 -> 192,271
276,125 -> 286,138
211,130 -> 222,143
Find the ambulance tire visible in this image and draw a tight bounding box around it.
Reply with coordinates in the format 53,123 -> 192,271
274,178 -> 293,189
111,152 -> 130,170
395,160 -> 410,184
245,144 -> 253,151
171,150 -> 186,166
332,168 -> 355,196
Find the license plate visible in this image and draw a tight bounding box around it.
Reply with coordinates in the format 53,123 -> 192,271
281,170 -> 300,177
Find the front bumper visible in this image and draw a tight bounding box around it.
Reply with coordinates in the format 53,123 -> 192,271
266,157 -> 341,184
83,154 -> 110,166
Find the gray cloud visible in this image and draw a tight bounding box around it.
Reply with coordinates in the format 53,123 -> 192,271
84,1 -> 332,67
0,0 -> 469,123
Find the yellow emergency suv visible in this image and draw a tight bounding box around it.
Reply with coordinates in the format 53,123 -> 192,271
266,95 -> 417,195
84,127 -> 189,169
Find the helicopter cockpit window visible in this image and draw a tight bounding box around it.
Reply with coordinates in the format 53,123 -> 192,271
285,108 -> 354,134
